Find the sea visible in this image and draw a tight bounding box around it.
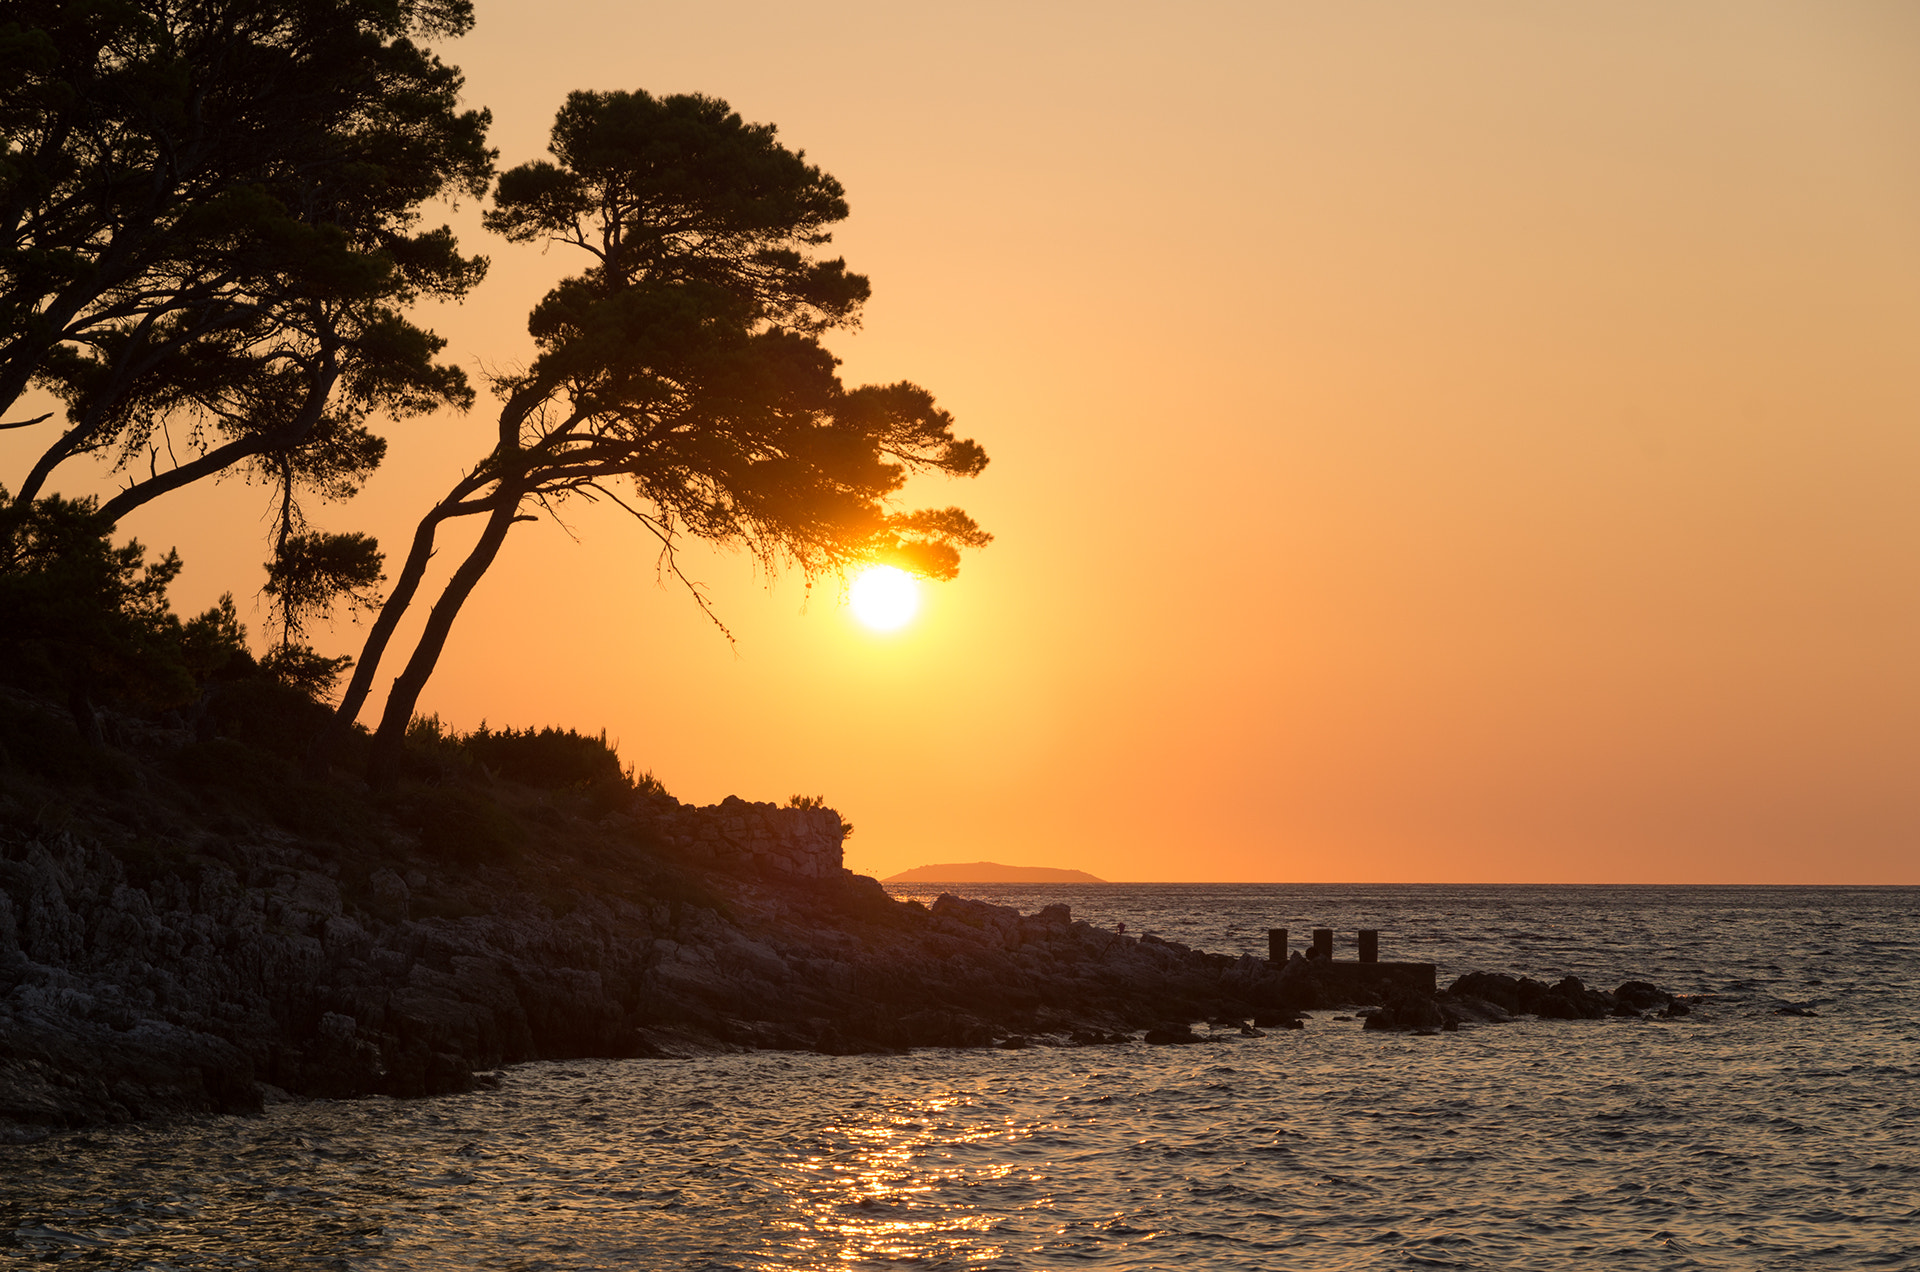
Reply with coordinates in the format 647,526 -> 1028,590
2,884 -> 1915,1270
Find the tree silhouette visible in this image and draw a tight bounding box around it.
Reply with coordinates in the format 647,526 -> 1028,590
0,0 -> 492,527
0,488 -> 247,740
258,527 -> 385,699
335,91 -> 989,780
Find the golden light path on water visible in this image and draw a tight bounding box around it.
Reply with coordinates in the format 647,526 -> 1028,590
784,1095 -> 1031,1266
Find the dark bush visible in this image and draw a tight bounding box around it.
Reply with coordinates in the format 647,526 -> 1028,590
198,678 -> 337,760
0,494 -> 250,735
169,738 -> 374,841
462,725 -> 626,792
0,694 -> 137,791
385,784 -> 523,865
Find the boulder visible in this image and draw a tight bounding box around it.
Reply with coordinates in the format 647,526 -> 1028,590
1363,986 -> 1445,1032
1613,980 -> 1670,1012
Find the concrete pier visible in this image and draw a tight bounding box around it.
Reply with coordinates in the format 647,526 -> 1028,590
1276,925 -> 1436,997
1316,960 -> 1437,997
1267,928 -> 1288,964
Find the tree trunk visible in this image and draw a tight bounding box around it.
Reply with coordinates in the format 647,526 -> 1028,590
319,389 -> 547,777
331,475 -> 511,731
363,495 -> 525,787
305,492 -> 482,777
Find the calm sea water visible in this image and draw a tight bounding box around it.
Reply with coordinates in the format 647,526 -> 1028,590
3,884 -> 1916,1270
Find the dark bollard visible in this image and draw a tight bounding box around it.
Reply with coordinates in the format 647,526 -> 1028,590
1267,928 -> 1288,964
1312,928 -> 1333,960
1358,929 -> 1379,963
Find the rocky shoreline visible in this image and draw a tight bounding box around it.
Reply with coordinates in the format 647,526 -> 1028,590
0,690 -> 1706,1140
0,812 -> 1704,1141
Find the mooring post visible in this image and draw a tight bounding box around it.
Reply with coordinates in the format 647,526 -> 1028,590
1312,928 -> 1334,960
1267,928 -> 1288,964
1358,929 -> 1379,963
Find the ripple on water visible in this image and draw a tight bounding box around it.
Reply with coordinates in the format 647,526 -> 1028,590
4,886 -> 1917,1269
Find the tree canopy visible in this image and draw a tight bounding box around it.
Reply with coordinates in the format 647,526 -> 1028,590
0,0 -> 493,528
1,32 -> 993,770
335,90 -> 990,778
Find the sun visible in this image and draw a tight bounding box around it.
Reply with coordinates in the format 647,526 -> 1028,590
848,565 -> 920,632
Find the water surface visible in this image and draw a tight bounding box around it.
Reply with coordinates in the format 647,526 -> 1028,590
4,885 -> 1915,1269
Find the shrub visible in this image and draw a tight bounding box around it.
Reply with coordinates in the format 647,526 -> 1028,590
0,694 -> 136,790
0,492 -> 249,732
385,784 -> 523,865
198,679 -> 336,760
258,644 -> 354,701
169,738 -> 375,841
462,725 -> 625,792
389,713 -> 471,784
787,793 -> 852,839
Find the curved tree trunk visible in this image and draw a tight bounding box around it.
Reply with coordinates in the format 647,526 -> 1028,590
364,494 -> 526,786
307,486 -> 498,777
318,387 -> 549,778
331,503 -> 454,731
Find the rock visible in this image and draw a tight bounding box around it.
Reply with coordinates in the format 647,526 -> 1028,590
1363,986 -> 1444,1032
1438,996 -> 1510,1027
1537,976 -> 1613,1020
1143,1024 -> 1202,1045
1441,971 -> 1696,1027
1613,980 -> 1670,1012
1445,971 -> 1526,1014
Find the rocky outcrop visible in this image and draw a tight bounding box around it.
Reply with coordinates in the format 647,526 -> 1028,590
1437,971 -> 1698,1028
0,828 -> 657,1132
0,787 -> 1702,1137
640,796 -> 845,879
0,816 -> 1298,1137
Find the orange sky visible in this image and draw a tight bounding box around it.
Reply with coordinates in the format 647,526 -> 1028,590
10,2 -> 1919,882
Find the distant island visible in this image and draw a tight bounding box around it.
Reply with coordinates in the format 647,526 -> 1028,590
884,862 -> 1107,884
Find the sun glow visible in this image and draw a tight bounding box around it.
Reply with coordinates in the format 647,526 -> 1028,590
848,565 -> 920,632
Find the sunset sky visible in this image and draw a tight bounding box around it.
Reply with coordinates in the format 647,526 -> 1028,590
10,2 -> 1918,882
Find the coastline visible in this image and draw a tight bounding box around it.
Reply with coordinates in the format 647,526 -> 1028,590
0,700 -> 1695,1140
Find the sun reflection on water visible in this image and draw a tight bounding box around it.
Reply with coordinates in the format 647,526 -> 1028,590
762,1098 -> 1055,1267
